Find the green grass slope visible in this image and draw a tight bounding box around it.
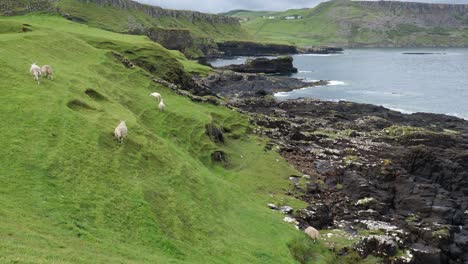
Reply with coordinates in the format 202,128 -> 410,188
56,0 -> 251,41
233,0 -> 468,47
0,14 -> 312,263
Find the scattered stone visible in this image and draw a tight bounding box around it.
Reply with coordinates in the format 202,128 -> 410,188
267,203 -> 278,210
279,206 -> 293,214
284,216 -> 299,226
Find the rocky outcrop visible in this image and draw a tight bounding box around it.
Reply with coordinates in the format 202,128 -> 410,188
146,27 -> 194,52
220,56 -> 298,74
197,70 -> 327,98
217,41 -> 298,57
298,47 -> 344,54
228,97 -> 468,264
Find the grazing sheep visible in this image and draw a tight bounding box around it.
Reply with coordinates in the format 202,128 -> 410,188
158,99 -> 166,112
30,63 -> 41,84
114,121 -> 128,143
150,92 -> 162,101
41,65 -> 53,80
304,226 -> 320,241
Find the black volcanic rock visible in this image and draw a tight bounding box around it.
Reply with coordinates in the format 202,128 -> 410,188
227,97 -> 468,264
298,47 -> 344,54
197,70 -> 327,98
217,41 -> 297,56
220,56 -> 298,74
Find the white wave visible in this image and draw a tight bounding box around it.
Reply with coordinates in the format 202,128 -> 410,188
303,78 -> 320,83
297,54 -> 341,57
383,105 -> 414,114
274,92 -> 290,97
328,80 -> 347,86
446,112 -> 468,120
298,70 -> 312,73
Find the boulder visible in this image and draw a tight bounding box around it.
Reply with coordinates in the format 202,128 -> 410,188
410,243 -> 442,264
355,235 -> 398,258
294,204 -> 332,229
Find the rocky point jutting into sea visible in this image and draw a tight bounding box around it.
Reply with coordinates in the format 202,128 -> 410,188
191,56 -> 468,264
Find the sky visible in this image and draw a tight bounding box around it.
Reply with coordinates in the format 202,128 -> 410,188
135,0 -> 468,13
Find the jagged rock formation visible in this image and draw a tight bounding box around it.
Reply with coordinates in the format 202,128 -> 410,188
219,56 -> 298,74
217,41 -> 297,56
197,70 -> 327,98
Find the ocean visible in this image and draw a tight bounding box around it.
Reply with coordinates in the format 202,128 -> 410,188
211,49 -> 468,119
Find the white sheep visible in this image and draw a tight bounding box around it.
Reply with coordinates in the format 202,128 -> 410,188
150,92 -> 162,101
30,63 -> 42,84
304,226 -> 320,241
158,99 -> 166,112
41,65 -> 54,80
114,121 -> 128,143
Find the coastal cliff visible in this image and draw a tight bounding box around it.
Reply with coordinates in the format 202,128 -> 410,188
230,0 -> 468,47
77,0 -> 240,25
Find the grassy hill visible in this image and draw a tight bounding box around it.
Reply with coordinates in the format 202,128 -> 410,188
0,13 -> 323,263
229,0 -> 468,47
1,0 -> 252,58
54,0 -> 250,41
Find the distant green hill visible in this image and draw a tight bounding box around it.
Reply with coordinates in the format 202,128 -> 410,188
229,0 -> 468,47
0,13 -> 323,263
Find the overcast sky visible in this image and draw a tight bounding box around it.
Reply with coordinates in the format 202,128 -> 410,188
135,0 -> 468,13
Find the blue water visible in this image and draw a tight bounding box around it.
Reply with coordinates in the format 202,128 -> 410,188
211,49 -> 468,119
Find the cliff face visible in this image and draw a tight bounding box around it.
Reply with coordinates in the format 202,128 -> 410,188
79,0 -> 240,25
354,1 -> 468,29
0,0 -> 56,15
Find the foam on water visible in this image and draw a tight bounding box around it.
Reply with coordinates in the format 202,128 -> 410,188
212,48 -> 468,118
297,54 -> 342,57
328,81 -> 347,86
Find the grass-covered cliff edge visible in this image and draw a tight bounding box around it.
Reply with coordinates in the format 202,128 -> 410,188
0,14 -> 315,263
227,0 -> 468,47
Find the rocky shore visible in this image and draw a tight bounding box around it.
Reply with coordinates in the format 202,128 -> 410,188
191,56 -> 468,263
231,97 -> 468,264
196,70 -> 327,98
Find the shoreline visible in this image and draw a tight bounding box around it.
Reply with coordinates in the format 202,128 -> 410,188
223,96 -> 468,264
209,50 -> 468,121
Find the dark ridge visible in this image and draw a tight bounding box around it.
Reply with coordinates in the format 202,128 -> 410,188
85,89 -> 107,101
67,99 -> 96,111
